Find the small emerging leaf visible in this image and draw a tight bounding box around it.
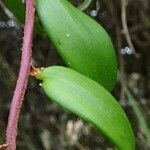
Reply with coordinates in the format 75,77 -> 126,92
34,66 -> 135,150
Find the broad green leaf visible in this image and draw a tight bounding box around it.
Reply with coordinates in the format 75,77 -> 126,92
36,0 -> 117,91
34,66 -> 135,150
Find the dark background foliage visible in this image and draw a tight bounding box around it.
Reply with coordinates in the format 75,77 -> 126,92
0,0 -> 150,149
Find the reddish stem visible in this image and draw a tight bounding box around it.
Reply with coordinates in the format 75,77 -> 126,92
6,0 -> 35,149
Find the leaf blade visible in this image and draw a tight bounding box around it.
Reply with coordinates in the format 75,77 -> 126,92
35,66 -> 135,150
36,0 -> 117,91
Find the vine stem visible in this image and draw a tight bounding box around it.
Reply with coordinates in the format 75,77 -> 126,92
6,0 -> 35,150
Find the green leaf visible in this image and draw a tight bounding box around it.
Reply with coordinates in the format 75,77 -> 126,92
36,0 -> 117,91
3,0 -> 43,33
34,66 -> 135,150
3,0 -> 25,22
77,0 -> 92,11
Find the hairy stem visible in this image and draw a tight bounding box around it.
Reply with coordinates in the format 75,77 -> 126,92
6,0 -> 35,149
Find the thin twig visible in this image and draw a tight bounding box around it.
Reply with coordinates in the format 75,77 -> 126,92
78,0 -> 92,11
6,0 -> 35,149
119,73 -> 150,147
0,0 -> 16,20
109,0 -> 126,101
116,25 -> 126,102
121,0 -> 138,56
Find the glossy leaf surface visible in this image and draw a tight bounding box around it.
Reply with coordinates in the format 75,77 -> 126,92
35,66 -> 135,150
36,0 -> 117,91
